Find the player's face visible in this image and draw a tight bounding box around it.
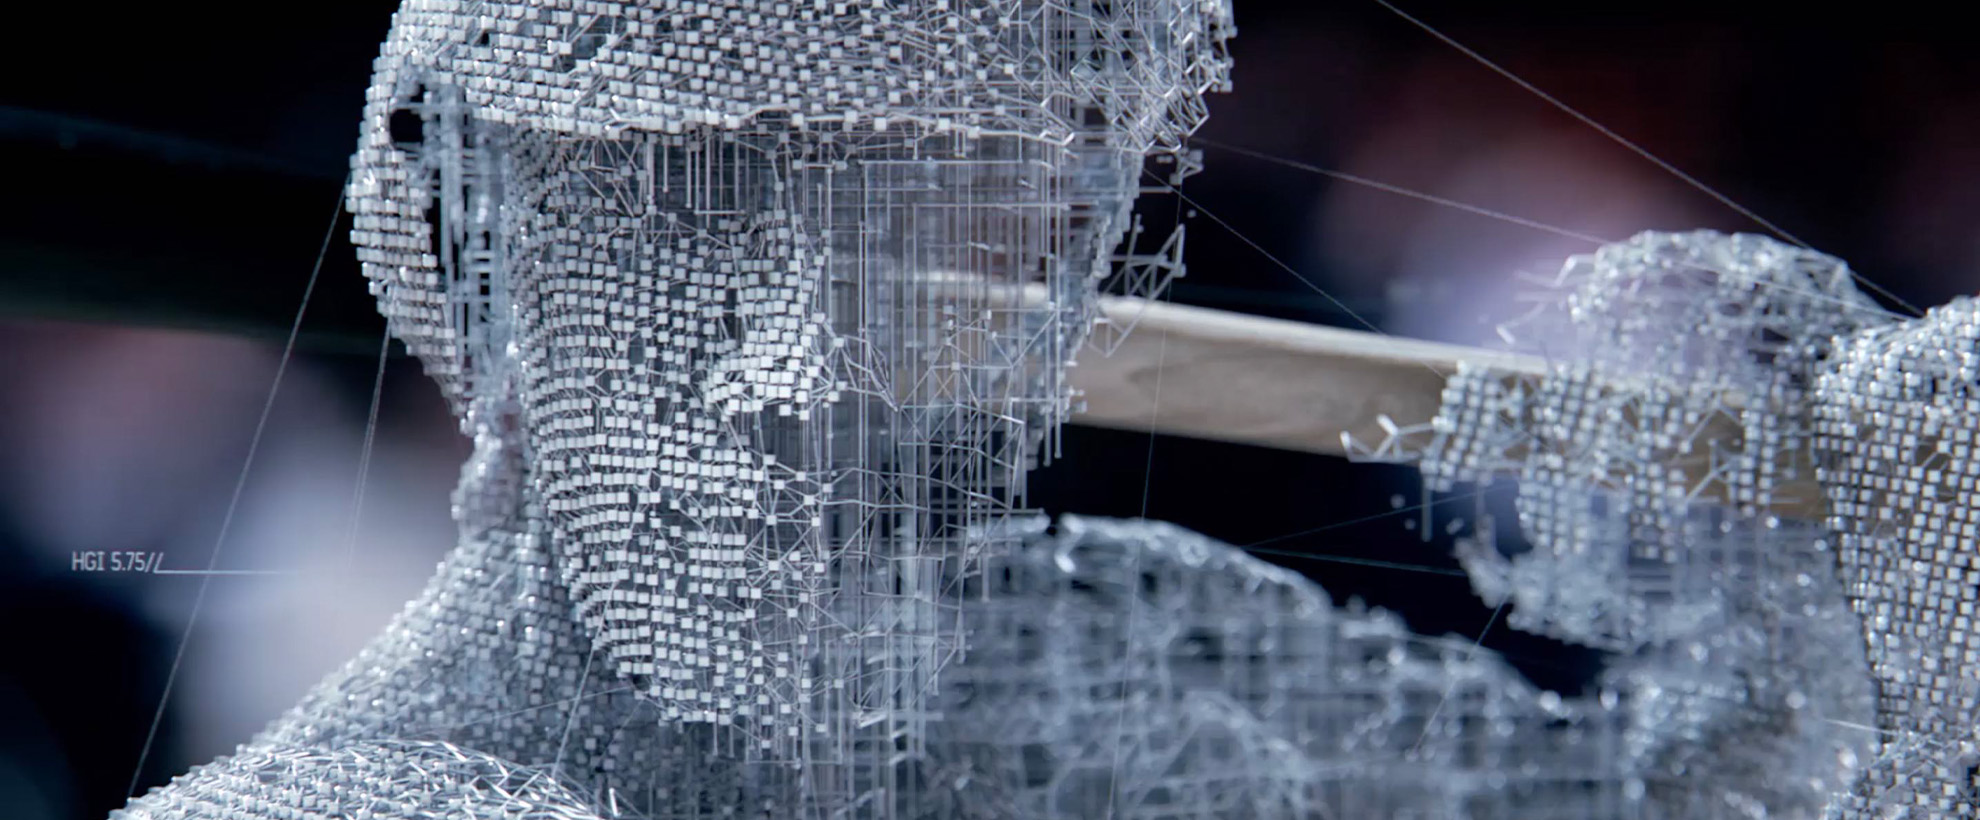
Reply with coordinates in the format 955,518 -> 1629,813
487,127 -> 1145,712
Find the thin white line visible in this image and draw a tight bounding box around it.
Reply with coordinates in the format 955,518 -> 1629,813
1197,137 -> 1616,245
1243,489 -> 1489,548
552,641 -> 600,778
1243,549 -> 1470,578
344,328 -> 393,569
151,569 -> 300,577
1105,262 -> 1174,820
1148,175 -> 1455,384
124,176 -> 348,800
1194,139 -> 1907,322
1821,716 -> 1896,737
1407,590 -> 1511,760
1370,0 -> 1924,317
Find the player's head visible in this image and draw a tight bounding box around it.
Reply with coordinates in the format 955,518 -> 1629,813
348,0 -> 1233,737
349,0 -> 1235,412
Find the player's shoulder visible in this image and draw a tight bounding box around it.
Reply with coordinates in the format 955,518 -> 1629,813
112,739 -> 607,820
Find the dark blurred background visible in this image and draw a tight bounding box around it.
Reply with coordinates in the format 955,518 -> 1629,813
2,2 -> 1976,817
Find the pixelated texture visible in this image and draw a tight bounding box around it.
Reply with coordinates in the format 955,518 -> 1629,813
123,0 -> 1966,808
342,0 -> 1232,776
1364,231 -> 1889,817
124,0 -> 1234,818
111,741 -> 606,820
126,508 -> 1709,820
935,516 -> 1646,820
1412,230 -> 1894,651
1816,297 -> 1980,818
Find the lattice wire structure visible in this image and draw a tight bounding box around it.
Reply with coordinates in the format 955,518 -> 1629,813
1825,723 -> 1980,819
1410,230 -> 1896,652
933,515 -> 1649,820
1347,231 -> 1890,816
112,741 -> 607,820
118,1 -> 1959,812
123,510 -> 1689,820
1816,297 -> 1980,818
121,1 -> 1233,819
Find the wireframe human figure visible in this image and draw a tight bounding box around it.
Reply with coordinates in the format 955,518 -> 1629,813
118,0 -> 1243,817
110,3 -> 1901,818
